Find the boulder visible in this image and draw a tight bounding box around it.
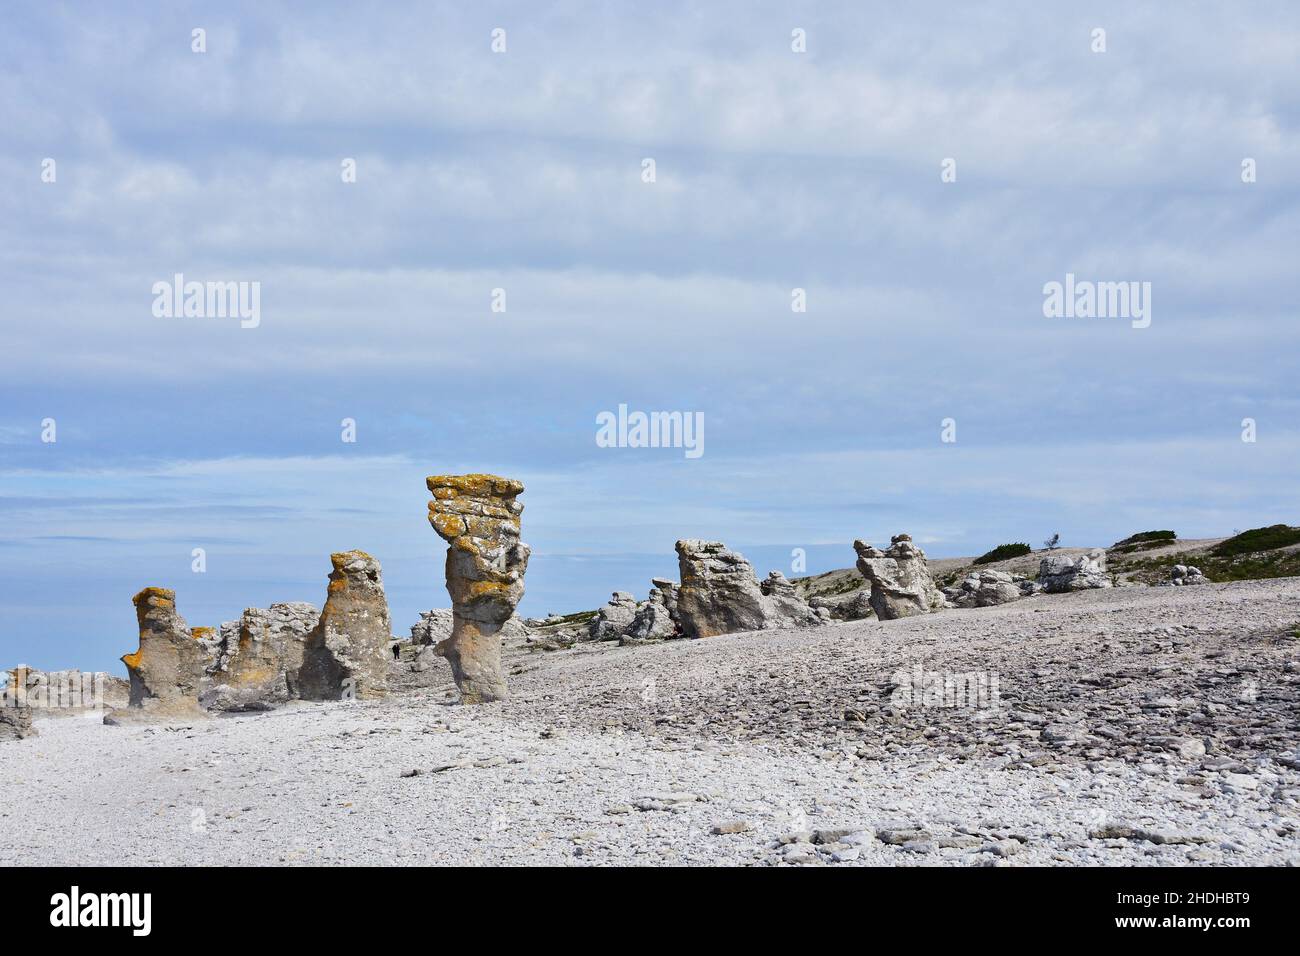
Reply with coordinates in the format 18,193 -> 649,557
1171,564 -> 1208,586
298,552 -> 393,701
853,535 -> 946,619
0,705 -> 35,741
588,592 -> 640,641
108,587 -> 207,723
202,602 -> 318,711
675,540 -> 821,638
943,570 -> 1039,609
427,474 -> 530,704
811,590 -> 875,621
624,578 -> 681,642
1039,549 -> 1112,593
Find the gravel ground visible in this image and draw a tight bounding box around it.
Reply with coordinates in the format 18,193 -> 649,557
4,578 -> 1299,866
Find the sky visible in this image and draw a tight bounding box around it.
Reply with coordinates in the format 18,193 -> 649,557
1,2 -> 1297,672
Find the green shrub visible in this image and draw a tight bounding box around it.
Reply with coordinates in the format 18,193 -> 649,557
1113,530 -> 1176,548
1212,524 -> 1300,557
974,542 -> 1032,565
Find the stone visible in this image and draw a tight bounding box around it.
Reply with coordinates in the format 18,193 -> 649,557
0,705 -> 36,740
110,587 -> 207,723
410,608 -> 456,646
853,535 -> 946,619
298,552 -> 393,701
2,665 -> 126,712
588,592 -> 639,641
624,579 -> 680,642
426,474 -> 530,704
675,540 -> 820,638
710,821 -> 751,835
944,570 -> 1037,608
1039,550 -> 1112,593
201,602 -> 318,711
1171,565 -> 1208,586
811,589 -> 875,621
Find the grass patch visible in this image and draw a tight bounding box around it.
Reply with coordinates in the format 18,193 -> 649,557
973,542 -> 1032,565
1111,530 -> 1177,554
1211,524 -> 1300,557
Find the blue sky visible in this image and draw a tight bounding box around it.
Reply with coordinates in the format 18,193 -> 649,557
2,2 -> 1297,672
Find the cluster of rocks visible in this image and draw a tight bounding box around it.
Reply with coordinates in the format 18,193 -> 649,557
853,535 -> 947,619
1038,550 -> 1113,593
110,551 -> 394,724
1171,564 -> 1209,586
943,570 -> 1039,609
675,540 -> 822,638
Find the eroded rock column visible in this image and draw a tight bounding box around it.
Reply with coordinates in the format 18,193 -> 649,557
298,552 -> 392,700
853,534 -> 946,619
427,474 -> 529,704
112,586 -> 206,722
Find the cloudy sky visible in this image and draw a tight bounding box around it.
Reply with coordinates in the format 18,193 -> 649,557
2,2 -> 1297,672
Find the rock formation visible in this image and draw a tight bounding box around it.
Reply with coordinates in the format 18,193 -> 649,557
427,474 -> 530,704
1039,550 -> 1112,593
3,665 -> 127,712
675,540 -> 821,638
589,592 -> 640,641
810,590 -> 874,621
298,552 -> 393,701
1171,564 -> 1208,586
109,587 -> 206,723
202,602 -> 318,711
624,578 -> 680,642
943,569 -> 1039,608
0,704 -> 35,740
853,535 -> 946,619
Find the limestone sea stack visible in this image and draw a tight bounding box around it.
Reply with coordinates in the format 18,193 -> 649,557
674,540 -> 820,638
853,534 -> 946,620
298,552 -> 392,700
202,602 -> 318,711
109,586 -> 206,723
426,474 -> 530,704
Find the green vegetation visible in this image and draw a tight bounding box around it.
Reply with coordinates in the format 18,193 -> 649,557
1211,524 -> 1300,557
1110,530 -> 1177,554
973,542 -> 1032,565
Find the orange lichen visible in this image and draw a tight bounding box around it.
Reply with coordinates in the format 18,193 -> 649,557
121,648 -> 144,670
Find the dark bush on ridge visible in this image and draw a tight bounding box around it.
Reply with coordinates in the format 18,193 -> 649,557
1113,530 -> 1176,548
1212,524 -> 1300,557
973,542 -> 1032,565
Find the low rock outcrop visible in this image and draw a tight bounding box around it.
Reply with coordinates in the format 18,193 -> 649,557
943,570 -> 1039,608
589,592 -> 640,641
853,535 -> 946,619
427,474 -> 530,703
298,552 -> 392,701
202,602 -> 318,711
675,540 -> 821,638
0,705 -> 35,740
1171,564 -> 1209,586
624,578 -> 680,642
1039,550 -> 1112,593
810,590 -> 875,621
109,587 -> 207,723
3,665 -> 127,712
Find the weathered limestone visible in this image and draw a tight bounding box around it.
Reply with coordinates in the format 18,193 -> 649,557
0,705 -> 35,740
759,571 -> 822,627
1039,550 -> 1112,593
109,587 -> 206,723
811,590 -> 875,621
853,535 -> 946,620
298,552 -> 392,700
944,569 -> 1039,609
625,578 -> 680,642
1171,564 -> 1209,586
202,602 -> 318,711
675,540 -> 820,638
589,592 -> 640,641
427,474 -> 530,704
